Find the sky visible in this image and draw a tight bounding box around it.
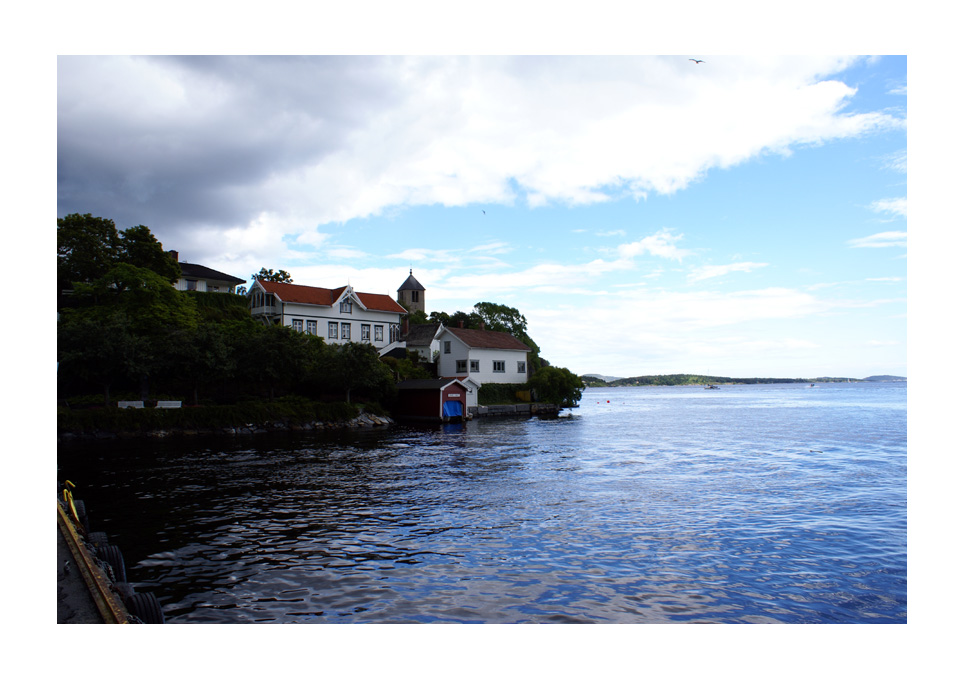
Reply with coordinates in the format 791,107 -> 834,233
57,54 -> 907,379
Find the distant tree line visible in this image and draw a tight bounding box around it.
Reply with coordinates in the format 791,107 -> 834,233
580,374 -> 859,387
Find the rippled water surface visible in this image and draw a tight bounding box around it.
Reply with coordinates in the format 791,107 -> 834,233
59,382 -> 906,623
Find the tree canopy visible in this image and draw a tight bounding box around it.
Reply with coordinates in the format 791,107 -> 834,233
118,225 -> 181,282
57,213 -> 179,291
528,366 -> 585,408
58,213 -> 120,289
254,268 -> 293,283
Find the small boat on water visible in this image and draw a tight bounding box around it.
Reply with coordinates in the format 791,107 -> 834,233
704,384 -> 720,389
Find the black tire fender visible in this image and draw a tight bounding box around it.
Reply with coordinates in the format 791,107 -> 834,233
97,544 -> 127,583
125,592 -> 165,624
87,531 -> 109,546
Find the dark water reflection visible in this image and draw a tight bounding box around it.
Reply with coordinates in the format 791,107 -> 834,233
59,382 -> 906,623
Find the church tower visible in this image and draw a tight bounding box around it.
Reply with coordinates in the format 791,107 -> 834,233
397,269 -> 426,314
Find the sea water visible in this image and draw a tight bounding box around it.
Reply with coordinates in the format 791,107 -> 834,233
58,382 -> 906,623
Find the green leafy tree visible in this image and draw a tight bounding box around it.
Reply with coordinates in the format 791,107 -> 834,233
67,265 -> 201,399
58,309 -> 134,406
473,301 -> 541,362
57,213 -> 120,290
73,263 -> 200,334
164,323 -> 236,405
118,225 -> 181,282
326,342 -> 395,404
253,268 -> 294,284
473,301 -> 528,336
528,366 -> 585,408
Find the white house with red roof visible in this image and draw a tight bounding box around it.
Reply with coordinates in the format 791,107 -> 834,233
436,326 -> 531,388
248,279 -> 407,349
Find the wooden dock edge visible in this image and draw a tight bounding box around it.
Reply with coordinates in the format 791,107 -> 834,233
57,502 -> 130,624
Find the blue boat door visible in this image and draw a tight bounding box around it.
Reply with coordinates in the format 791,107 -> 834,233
442,400 -> 463,418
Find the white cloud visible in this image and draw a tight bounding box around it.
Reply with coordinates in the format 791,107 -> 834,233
848,231 -> 907,248
527,286 -> 839,374
870,197 -> 907,218
688,261 -> 769,283
881,150 -> 907,173
615,229 -> 691,261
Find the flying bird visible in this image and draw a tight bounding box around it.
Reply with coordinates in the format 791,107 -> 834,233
689,59 -> 704,64
482,210 -> 486,215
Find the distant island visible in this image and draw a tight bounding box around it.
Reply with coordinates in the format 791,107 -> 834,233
579,373 -> 906,387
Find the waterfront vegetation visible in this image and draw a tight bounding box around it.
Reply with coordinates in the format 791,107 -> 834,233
58,214 -> 585,433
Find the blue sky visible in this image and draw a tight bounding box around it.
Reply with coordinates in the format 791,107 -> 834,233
57,54 -> 907,378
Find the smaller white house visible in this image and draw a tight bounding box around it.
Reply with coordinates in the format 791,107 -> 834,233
168,252 -> 245,293
436,326 -> 531,388
248,279 -> 407,350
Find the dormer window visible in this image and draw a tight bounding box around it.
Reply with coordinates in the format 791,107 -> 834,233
340,300 -> 352,314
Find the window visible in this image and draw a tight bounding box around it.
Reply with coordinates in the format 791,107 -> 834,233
306,320 -> 317,335
493,361 -> 505,373
456,360 -> 467,373
411,291 -> 420,302
328,322 -> 338,339
374,325 -> 384,342
211,286 -> 220,292
518,361 -> 527,373
291,319 -> 303,332
340,300 -> 352,314
470,360 -> 480,373
444,341 -> 451,354
390,323 -> 400,342
341,322 -> 351,340
361,324 -> 371,341
186,279 -> 198,291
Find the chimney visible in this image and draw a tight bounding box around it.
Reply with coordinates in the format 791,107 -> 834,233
168,250 -> 179,262
458,321 -> 464,328
402,317 -> 409,335
479,321 -> 485,331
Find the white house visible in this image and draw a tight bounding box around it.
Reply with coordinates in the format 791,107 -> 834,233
436,326 -> 531,387
249,279 -> 406,350
168,252 -> 245,293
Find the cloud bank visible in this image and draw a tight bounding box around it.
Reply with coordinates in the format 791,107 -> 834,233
58,55 -> 902,266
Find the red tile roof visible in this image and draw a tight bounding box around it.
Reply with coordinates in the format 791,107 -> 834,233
445,327 -> 531,351
257,280 -> 407,314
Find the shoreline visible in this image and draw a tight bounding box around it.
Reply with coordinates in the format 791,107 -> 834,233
58,402 -> 565,442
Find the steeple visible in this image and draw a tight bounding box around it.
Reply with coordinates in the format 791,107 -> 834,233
397,269 -> 426,314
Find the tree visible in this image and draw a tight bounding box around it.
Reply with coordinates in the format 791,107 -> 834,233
58,309 -> 135,406
164,323 -> 236,405
73,263 -> 200,334
326,342 -> 395,404
253,268 -> 293,284
528,366 -> 585,408
68,264 -> 201,399
473,302 -> 528,337
473,301 -> 541,362
118,225 -> 181,282
58,213 -> 120,290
